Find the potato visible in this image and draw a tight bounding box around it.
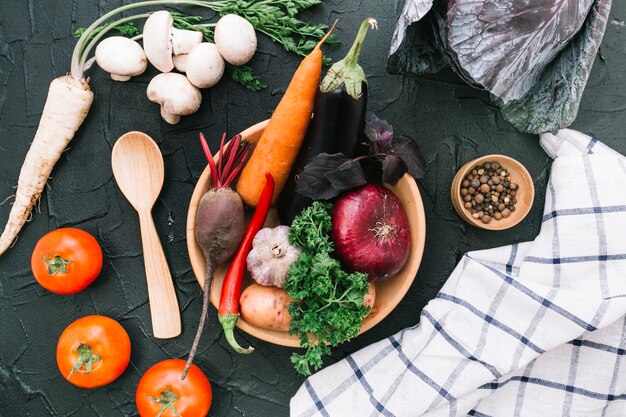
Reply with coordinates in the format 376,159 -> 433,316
364,282 -> 377,317
240,284 -> 292,332
241,282 -> 376,332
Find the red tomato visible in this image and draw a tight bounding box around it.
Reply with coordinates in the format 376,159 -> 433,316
31,228 -> 103,294
136,359 -> 212,417
56,315 -> 131,388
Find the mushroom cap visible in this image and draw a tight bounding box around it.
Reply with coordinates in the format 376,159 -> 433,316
214,14 -> 257,66
95,37 -> 147,80
146,73 -> 201,123
186,43 -> 225,89
143,10 -> 174,72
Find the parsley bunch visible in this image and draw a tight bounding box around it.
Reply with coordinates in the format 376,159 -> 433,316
286,202 -> 370,376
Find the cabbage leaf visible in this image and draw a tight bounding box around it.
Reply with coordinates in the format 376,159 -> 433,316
388,0 -> 612,134
499,0 -> 611,133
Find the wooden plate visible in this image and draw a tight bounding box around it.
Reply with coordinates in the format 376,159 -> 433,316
186,120 -> 427,347
450,154 -> 534,230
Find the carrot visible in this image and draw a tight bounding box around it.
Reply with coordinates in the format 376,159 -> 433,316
0,76 -> 93,256
236,21 -> 338,207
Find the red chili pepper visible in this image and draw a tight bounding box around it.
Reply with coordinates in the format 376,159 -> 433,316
218,172 -> 275,353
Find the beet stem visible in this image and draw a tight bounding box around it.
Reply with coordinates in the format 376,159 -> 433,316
223,163 -> 244,187
221,135 -> 241,186
182,260 -> 214,380
200,133 -> 220,189
217,133 -> 226,187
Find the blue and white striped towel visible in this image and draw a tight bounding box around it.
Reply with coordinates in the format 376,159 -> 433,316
291,129 -> 626,417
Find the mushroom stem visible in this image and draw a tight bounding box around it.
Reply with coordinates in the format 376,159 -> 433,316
172,28 -> 203,55
111,74 -> 132,82
173,54 -> 189,72
147,73 -> 201,124
160,108 -> 181,125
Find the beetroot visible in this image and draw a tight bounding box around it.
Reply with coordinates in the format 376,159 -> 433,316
183,133 -> 250,379
331,184 -> 410,281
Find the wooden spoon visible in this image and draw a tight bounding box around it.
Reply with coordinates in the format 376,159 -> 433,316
111,131 -> 181,339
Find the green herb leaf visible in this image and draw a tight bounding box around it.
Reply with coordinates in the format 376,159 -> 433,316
227,65 -> 267,91
288,202 -> 333,253
286,202 -> 370,376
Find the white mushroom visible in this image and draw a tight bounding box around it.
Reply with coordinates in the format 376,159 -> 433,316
173,54 -> 189,72
95,37 -> 147,81
186,43 -> 225,88
146,73 -> 201,124
143,11 -> 203,72
214,14 -> 257,65
172,29 -> 202,55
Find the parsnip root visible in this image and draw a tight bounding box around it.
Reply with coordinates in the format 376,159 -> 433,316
0,75 -> 93,255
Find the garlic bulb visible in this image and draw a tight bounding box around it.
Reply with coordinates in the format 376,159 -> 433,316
246,226 -> 301,288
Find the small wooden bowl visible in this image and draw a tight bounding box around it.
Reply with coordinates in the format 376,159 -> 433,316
186,120 -> 427,347
451,154 -> 534,230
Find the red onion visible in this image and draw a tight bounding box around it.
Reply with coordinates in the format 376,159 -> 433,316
331,184 -> 410,282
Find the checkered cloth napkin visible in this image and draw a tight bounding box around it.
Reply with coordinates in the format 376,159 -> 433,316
290,129 -> 626,417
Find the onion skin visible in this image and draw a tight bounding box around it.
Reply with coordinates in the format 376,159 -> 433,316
331,184 -> 410,282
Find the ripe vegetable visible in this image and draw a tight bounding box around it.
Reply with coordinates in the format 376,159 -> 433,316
0,0 -> 333,256
95,36 -> 147,81
186,43 -> 225,88
389,0 -> 611,134
363,282 -> 376,311
136,359 -> 212,417
0,76 -> 93,256
240,284 -> 293,332
332,184 -> 410,281
142,10 -> 203,72
56,315 -> 131,388
31,228 -> 103,294
286,202 -> 371,376
241,282 -> 376,333
278,18 -> 377,224
184,132 -> 251,378
147,73 -> 202,124
236,22 -> 337,207
246,225 -> 301,288
214,14 -> 257,65
293,113 -> 426,203
218,173 -> 275,354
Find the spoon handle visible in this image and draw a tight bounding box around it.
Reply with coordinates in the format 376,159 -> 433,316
138,209 -> 181,339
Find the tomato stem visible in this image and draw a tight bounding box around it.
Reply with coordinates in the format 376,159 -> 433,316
68,343 -> 100,379
41,254 -> 71,275
148,387 -> 181,417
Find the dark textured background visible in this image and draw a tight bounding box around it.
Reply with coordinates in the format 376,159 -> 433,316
1,1 -> 625,416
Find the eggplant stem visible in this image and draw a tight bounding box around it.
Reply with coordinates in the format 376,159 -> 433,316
319,17 -> 377,98
344,18 -> 377,67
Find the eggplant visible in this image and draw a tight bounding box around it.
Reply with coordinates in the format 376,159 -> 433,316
278,18 -> 377,225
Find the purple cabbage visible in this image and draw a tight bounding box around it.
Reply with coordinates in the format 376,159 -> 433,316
389,0 -> 612,134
